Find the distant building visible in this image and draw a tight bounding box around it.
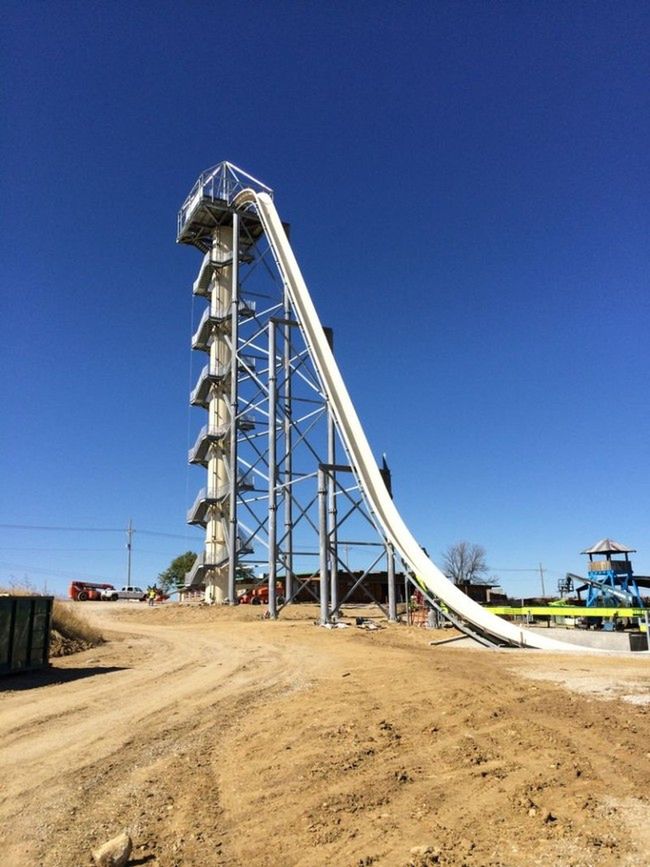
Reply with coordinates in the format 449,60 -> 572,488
293,570 -> 407,605
455,579 -> 506,605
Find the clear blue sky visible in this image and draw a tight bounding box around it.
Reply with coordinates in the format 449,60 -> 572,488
1,1 -> 648,598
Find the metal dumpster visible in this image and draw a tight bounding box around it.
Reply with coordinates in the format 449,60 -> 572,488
629,631 -> 648,652
0,595 -> 53,674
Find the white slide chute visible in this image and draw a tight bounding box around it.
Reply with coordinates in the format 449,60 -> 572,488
235,189 -> 587,651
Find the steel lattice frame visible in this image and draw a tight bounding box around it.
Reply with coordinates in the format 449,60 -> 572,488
179,162 -> 397,619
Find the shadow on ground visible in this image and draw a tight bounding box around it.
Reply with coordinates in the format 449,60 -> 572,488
0,666 -> 128,692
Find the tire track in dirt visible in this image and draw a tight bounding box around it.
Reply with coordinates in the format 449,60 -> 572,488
0,605 -> 301,866
1,604 -> 648,866
211,628 -> 650,867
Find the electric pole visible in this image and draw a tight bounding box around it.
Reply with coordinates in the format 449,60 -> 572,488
538,562 -> 546,598
126,518 -> 133,589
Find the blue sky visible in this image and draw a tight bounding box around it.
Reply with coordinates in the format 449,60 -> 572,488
1,1 -> 648,598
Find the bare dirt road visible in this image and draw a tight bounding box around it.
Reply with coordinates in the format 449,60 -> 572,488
0,603 -> 648,866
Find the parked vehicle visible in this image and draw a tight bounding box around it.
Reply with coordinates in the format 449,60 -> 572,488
101,586 -> 147,602
69,581 -> 115,601
238,583 -> 284,605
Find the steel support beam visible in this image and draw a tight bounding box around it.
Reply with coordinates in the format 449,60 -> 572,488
327,407 -> 338,612
318,467 -> 329,625
267,319 -> 278,619
227,211 -> 240,604
283,289 -> 294,602
387,542 -> 397,621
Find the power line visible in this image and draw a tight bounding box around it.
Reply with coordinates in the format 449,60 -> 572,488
0,523 -> 124,532
0,560 -> 118,583
137,529 -> 194,540
0,523 -> 192,540
0,547 -> 124,552
490,567 -> 563,577
0,523 -> 193,588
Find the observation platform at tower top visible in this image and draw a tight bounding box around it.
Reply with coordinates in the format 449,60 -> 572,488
177,160 -> 276,253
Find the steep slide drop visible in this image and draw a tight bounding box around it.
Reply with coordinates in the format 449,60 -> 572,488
234,189 -> 585,651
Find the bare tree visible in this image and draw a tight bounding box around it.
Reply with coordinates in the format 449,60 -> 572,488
442,541 -> 488,585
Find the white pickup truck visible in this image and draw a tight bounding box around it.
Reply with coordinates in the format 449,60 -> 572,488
101,586 -> 147,601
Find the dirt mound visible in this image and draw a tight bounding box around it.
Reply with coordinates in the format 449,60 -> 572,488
48,628 -> 96,657
116,600 -> 325,624
50,600 -> 104,657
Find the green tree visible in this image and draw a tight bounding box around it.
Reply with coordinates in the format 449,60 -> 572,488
157,551 -> 198,593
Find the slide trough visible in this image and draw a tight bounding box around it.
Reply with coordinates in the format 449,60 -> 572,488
234,189 -> 594,651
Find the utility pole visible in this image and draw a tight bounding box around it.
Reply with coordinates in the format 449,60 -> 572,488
538,562 -> 546,598
126,518 -> 133,589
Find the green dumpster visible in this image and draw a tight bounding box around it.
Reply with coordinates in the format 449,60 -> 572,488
0,596 -> 53,674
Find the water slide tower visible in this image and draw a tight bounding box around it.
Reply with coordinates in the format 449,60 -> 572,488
177,162 -> 397,614
172,161 -> 617,649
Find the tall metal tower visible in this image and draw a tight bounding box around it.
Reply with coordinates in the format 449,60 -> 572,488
178,162 -> 397,617
174,162 -> 592,650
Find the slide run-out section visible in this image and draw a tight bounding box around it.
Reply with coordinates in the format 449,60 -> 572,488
234,189 -> 587,651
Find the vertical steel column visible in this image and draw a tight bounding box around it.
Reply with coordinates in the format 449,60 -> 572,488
327,411 -> 338,612
405,570 -> 410,625
283,289 -> 293,601
387,542 -> 397,621
267,320 -> 278,619
318,467 -> 329,625
227,212 -> 240,604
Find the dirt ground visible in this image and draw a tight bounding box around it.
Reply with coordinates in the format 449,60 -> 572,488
1,603 -> 648,867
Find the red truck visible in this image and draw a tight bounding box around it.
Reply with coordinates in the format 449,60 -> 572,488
68,581 -> 115,602
238,583 -> 284,605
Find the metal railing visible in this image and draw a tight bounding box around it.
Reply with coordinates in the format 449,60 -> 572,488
190,364 -> 230,404
178,161 -> 273,238
187,477 -> 255,522
184,534 -> 255,587
192,301 -> 258,346
186,486 -> 224,523
191,360 -> 258,401
188,423 -> 229,462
